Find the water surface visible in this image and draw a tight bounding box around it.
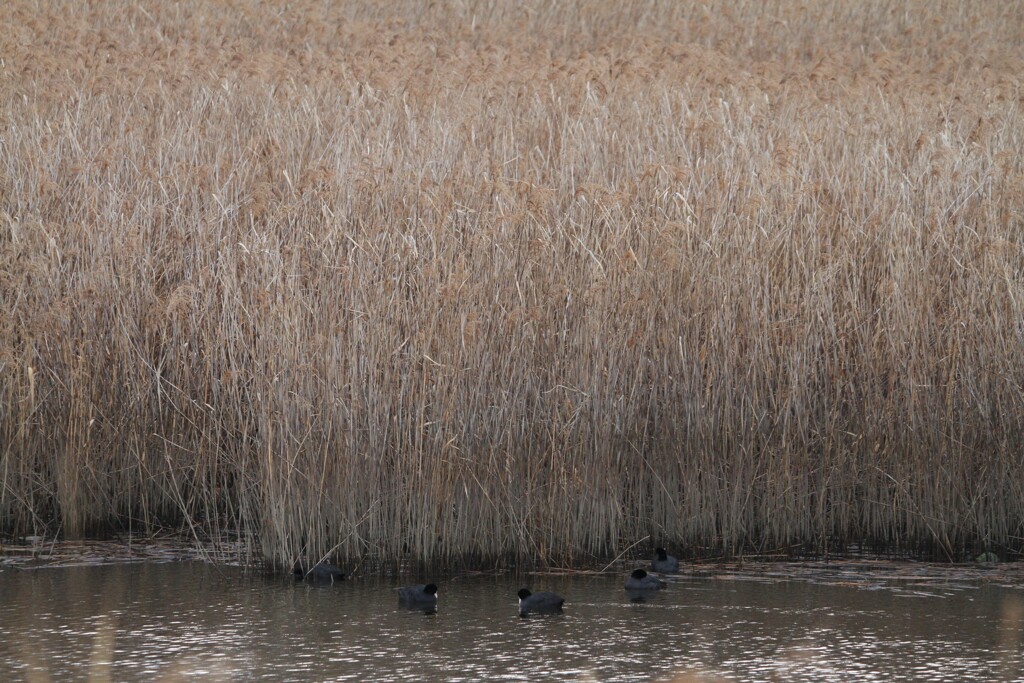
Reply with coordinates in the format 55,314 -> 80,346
1,560 -> 1022,681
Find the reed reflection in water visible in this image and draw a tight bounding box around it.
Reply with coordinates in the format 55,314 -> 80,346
0,562 -> 1021,681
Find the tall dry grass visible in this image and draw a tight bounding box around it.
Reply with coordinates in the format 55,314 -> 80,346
2,0 -> 1023,568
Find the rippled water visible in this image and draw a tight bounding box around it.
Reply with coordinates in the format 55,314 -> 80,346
1,561 -> 1022,681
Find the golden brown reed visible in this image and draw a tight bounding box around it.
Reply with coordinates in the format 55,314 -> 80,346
1,1 -> 1023,569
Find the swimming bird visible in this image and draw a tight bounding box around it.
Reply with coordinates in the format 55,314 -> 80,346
398,583 -> 438,604
294,562 -> 346,583
625,568 -> 665,590
652,547 -> 679,573
517,588 -> 564,616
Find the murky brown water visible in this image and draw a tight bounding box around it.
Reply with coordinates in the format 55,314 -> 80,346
1,556 -> 1022,681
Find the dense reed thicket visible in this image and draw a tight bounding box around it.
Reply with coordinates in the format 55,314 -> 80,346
2,0 -> 1023,568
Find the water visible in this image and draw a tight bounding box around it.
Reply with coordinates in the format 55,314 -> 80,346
1,561 -> 1022,681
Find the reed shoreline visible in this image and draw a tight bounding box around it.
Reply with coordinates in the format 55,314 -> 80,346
2,1 -> 1023,570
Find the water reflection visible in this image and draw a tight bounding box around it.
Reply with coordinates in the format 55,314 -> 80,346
0,562 -> 1021,681
397,602 -> 438,616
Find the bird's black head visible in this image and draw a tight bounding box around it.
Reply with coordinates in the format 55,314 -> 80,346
655,548 -> 668,561
631,569 -> 648,579
517,588 -> 532,600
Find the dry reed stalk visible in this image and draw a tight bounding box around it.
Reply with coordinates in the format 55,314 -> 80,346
1,0 -> 1023,568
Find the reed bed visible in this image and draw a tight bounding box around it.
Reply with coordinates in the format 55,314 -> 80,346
2,0 -> 1023,569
